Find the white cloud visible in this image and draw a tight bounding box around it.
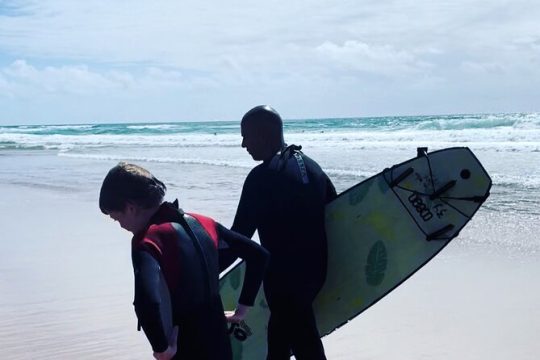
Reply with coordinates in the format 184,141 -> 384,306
0,60 -> 213,97
316,40 -> 432,77
0,73 -> 12,96
0,0 -> 539,123
4,60 -> 119,93
1,60 -> 122,95
2,0 -> 539,76
461,61 -> 506,75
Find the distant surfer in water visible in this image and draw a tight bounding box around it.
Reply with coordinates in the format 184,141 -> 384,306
99,163 -> 268,360
231,106 -> 337,359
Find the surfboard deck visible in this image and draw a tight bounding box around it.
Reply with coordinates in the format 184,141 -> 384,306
219,147 -> 492,359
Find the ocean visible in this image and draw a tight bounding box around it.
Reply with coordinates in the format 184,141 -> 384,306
1,112 -> 540,222
1,112 -> 539,359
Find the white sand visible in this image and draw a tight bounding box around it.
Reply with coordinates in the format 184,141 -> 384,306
323,247 -> 540,359
1,182 -> 539,359
0,184 -> 148,359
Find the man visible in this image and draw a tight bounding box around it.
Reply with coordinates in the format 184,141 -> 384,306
231,105 -> 337,360
100,162 -> 268,360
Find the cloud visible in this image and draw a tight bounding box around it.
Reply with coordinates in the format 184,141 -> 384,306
1,0 -> 539,74
316,40 -> 432,77
0,0 -> 539,123
0,60 -> 215,97
0,60 -> 124,96
0,73 -> 11,95
4,60 -> 118,92
512,36 -> 540,52
460,61 -> 506,75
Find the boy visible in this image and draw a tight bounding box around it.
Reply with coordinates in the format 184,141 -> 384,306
100,162 -> 268,360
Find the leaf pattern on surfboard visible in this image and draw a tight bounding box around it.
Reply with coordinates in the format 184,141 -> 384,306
365,240 -> 387,286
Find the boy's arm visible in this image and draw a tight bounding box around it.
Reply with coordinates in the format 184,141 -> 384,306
217,223 -> 269,307
132,249 -> 170,353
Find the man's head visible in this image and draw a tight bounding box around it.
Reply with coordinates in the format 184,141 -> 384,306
99,162 -> 166,233
241,105 -> 285,161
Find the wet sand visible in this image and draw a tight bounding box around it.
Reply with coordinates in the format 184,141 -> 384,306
1,177 -> 539,359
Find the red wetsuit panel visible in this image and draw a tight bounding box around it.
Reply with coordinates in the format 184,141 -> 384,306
135,223 -> 181,291
188,213 -> 218,248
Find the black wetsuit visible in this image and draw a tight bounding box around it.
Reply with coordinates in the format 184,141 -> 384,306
232,145 -> 337,360
132,201 -> 268,360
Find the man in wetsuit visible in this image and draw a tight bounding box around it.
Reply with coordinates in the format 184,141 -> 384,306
231,105 -> 337,360
99,162 -> 269,360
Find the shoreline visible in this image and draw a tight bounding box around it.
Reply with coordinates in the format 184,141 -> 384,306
0,150 -> 538,359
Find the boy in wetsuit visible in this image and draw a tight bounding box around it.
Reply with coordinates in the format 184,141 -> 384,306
99,162 -> 269,360
231,106 -> 337,360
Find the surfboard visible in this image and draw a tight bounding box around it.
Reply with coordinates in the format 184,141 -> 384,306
219,147 -> 492,359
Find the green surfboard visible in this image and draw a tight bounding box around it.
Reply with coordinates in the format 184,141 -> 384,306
220,147 -> 492,359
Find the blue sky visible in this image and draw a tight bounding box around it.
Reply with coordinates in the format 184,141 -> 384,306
0,0 -> 539,125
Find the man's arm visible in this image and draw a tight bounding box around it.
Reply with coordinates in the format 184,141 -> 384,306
223,171 -> 261,272
231,171 -> 259,238
217,223 -> 269,307
325,174 -> 338,203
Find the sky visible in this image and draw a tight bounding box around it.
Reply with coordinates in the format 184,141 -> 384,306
0,0 -> 539,125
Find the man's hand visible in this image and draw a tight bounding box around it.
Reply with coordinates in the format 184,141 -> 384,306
225,304 -> 250,323
153,326 -> 179,360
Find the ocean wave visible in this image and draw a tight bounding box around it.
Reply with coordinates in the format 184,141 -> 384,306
2,113 -> 539,137
326,166 -> 540,189
0,141 -> 48,150
58,152 -> 253,168
2,114 -> 540,153
413,113 -> 540,131
0,133 -> 241,150
491,174 -> 540,189
324,168 -> 372,179
57,151 -> 539,189
3,133 -> 539,153
126,124 -> 179,130
0,124 -> 96,135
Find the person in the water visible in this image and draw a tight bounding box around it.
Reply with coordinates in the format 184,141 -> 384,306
231,105 -> 337,360
99,162 -> 269,360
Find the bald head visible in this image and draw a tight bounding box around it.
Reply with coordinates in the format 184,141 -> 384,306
242,105 -> 282,126
240,105 -> 285,161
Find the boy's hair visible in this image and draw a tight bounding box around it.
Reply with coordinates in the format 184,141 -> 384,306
99,162 -> 166,214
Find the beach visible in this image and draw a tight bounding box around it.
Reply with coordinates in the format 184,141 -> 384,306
1,114 -> 539,359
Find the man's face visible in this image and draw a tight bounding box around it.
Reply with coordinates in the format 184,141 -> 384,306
241,121 -> 274,161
